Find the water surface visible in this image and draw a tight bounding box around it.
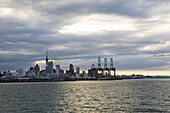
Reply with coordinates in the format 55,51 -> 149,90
0,79 -> 169,112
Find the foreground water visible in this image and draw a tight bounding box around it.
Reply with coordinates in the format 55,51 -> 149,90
0,79 -> 169,112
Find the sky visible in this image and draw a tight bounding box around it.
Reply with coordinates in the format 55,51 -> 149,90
0,0 -> 170,75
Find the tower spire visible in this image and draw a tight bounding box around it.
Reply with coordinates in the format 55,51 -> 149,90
45,48 -> 48,63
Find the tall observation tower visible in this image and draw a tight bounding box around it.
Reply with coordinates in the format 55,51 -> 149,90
45,49 -> 49,73
45,49 -> 49,63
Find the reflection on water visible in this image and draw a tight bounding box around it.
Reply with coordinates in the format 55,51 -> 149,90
0,79 -> 170,112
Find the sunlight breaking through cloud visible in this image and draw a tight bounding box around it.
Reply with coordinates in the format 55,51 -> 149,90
59,14 -> 136,35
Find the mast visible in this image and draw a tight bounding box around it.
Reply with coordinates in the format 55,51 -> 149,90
45,48 -> 48,63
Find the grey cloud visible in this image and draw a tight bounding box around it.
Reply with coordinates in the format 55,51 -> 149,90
0,0 -> 170,72
3,0 -> 163,18
116,56 -> 169,70
28,0 -> 166,18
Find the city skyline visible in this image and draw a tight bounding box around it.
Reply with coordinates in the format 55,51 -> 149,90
0,0 -> 170,75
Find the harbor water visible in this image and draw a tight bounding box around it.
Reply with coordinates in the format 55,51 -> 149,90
0,79 -> 169,112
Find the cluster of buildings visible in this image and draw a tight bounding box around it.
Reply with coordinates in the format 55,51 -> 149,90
0,51 -> 116,79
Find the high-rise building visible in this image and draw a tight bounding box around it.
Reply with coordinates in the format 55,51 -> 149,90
53,69 -> 56,73
34,64 -> 40,77
56,65 -> 61,78
44,49 -> 53,75
30,67 -> 34,71
69,64 -> 74,74
48,61 -> 53,74
34,64 -> 40,74
75,67 -> 80,78
76,67 -> 80,74
60,69 -> 65,79
27,67 -> 35,77
40,70 -> 46,77
82,71 -> 87,78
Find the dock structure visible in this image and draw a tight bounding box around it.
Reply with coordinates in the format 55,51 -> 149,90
88,57 -> 116,79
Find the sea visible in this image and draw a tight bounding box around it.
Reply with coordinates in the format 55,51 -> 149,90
0,79 -> 169,112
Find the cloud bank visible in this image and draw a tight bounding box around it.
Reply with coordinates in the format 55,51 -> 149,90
0,0 -> 170,73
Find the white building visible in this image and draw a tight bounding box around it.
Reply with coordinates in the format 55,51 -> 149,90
56,65 -> 61,78
16,69 -> 25,78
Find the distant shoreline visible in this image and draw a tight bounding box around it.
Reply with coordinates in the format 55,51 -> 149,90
0,77 -> 170,83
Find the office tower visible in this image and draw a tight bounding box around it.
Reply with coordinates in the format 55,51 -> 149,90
76,67 -> 80,74
30,67 -> 34,71
75,67 -> 80,78
34,64 -> 40,76
53,69 -> 56,73
69,64 -> 74,74
27,67 -> 35,76
48,61 -> 53,74
82,71 -> 86,78
60,69 -> 65,79
56,65 -> 61,78
40,70 -> 46,77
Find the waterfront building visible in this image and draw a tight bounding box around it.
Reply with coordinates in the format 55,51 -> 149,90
34,64 -> 40,77
60,69 -> 65,79
40,70 -> 46,78
27,67 -> 36,77
16,69 -> 25,78
76,67 -> 80,74
66,64 -> 75,78
69,64 -> 74,74
48,61 -> 53,73
1,71 -> 12,77
75,67 -> 80,78
53,69 -> 56,73
45,61 -> 53,78
82,71 -> 87,78
2,71 -> 6,76
88,65 -> 98,79
56,65 -> 61,78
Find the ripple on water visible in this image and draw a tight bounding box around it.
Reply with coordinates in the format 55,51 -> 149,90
0,79 -> 169,112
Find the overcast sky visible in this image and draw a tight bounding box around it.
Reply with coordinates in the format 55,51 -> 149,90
0,0 -> 170,75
